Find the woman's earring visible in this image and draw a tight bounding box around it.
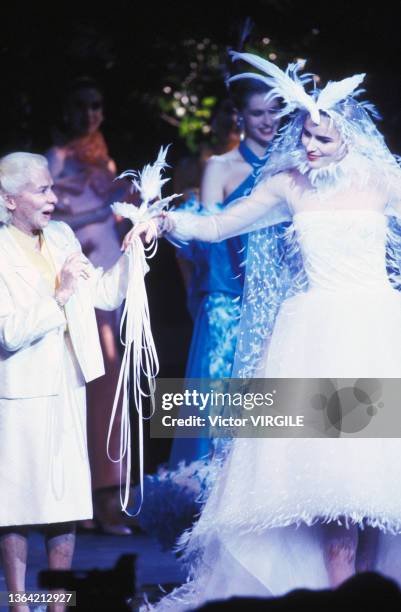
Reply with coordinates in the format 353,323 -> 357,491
237,115 -> 245,140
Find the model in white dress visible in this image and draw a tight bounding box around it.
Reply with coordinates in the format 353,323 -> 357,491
140,55 -> 401,610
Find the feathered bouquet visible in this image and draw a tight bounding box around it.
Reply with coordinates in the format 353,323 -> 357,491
111,145 -> 181,228
107,146 -> 180,515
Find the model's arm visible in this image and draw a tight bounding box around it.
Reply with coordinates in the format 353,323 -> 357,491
56,206 -> 113,230
168,172 -> 290,243
46,147 -> 89,194
173,157 -> 225,287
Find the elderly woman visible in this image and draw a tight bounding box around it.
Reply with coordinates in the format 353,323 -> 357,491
0,152 -> 132,611
46,77 -> 132,534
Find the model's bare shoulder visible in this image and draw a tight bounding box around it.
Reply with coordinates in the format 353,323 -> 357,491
202,155 -> 233,187
208,149 -> 242,167
202,148 -> 251,208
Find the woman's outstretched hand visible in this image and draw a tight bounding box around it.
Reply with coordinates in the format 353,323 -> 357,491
121,212 -> 175,251
121,223 -> 155,251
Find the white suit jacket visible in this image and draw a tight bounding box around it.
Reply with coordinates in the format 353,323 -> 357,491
0,221 -> 128,399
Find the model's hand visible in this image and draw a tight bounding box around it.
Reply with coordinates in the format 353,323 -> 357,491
121,223 -> 153,251
121,220 -> 158,251
121,213 -> 176,252
56,252 -> 91,305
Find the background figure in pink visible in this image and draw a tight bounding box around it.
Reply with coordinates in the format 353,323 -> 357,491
46,78 -> 131,534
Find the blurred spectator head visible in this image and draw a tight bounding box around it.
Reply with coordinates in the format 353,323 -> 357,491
63,77 -> 104,138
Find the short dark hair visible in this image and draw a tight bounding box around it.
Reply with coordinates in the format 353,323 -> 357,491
64,77 -> 103,104
228,79 -> 271,111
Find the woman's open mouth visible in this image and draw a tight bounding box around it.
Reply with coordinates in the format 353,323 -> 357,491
42,208 -> 54,220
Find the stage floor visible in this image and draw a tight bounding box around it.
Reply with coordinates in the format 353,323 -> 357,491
0,529 -> 185,610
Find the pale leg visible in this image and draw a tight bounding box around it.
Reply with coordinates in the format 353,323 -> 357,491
323,521 -> 358,588
0,527 -> 29,612
45,523 -> 76,612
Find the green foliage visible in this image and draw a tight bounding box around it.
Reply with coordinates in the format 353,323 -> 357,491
154,32 -> 305,152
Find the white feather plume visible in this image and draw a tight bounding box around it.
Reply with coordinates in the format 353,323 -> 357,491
228,71 -> 274,88
117,145 -> 172,205
112,145 -> 181,225
316,74 -> 366,111
229,51 -> 320,124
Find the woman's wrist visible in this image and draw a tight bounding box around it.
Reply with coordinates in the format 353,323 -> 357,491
158,212 -> 175,236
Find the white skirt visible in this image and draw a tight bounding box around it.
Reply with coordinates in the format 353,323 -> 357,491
263,285 -> 401,378
0,334 -> 93,526
148,286 -> 401,610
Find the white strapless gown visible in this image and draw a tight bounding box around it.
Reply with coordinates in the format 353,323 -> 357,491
152,211 -> 401,610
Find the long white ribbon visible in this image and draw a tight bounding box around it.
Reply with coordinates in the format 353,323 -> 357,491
106,223 -> 159,515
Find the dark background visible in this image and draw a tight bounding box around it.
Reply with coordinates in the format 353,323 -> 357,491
2,1 -> 401,159
2,0 -> 400,468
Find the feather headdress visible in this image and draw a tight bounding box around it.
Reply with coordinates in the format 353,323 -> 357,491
316,74 -> 365,113
229,51 -> 366,125
229,51 -> 318,122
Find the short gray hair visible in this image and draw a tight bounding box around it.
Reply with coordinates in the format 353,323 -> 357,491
0,152 -> 49,225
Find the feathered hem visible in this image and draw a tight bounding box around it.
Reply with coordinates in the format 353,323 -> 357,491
180,510 -> 401,553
